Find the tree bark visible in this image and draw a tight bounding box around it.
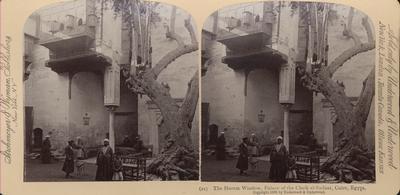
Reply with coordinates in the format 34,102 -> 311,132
297,5 -> 376,182
146,71 -> 199,180
116,1 -> 199,180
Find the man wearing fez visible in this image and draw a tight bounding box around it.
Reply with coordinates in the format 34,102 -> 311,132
122,135 -> 132,147
216,131 -> 226,160
41,135 -> 52,164
269,136 -> 288,182
95,139 -> 114,181
236,137 -> 250,175
134,135 -> 144,152
62,140 -> 75,178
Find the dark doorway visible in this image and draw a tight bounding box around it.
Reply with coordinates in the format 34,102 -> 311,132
289,110 -> 313,145
208,124 -> 218,146
32,128 -> 43,149
115,112 -> 138,145
201,103 -> 209,148
25,106 -> 33,153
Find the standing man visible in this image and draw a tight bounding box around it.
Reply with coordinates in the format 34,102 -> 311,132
296,132 -> 306,145
308,133 -> 318,151
269,136 -> 288,182
62,140 -> 75,178
215,131 -> 226,160
236,137 -> 250,175
41,135 -> 51,164
133,135 -> 144,153
95,139 -> 114,181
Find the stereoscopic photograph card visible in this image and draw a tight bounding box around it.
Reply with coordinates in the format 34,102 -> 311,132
0,0 -> 398,195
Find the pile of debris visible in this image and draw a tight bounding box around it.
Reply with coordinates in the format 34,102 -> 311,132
26,153 -> 40,160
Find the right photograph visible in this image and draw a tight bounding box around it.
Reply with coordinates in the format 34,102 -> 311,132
201,1 -> 375,183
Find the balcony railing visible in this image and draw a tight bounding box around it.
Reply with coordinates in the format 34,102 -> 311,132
38,0 -> 97,53
214,2 -> 288,70
216,2 -> 274,51
35,0 -> 111,73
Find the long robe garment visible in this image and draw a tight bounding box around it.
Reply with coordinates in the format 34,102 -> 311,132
236,142 -> 249,171
216,135 -> 226,160
95,146 -> 114,181
62,146 -> 74,174
269,144 -> 288,181
41,139 -> 51,163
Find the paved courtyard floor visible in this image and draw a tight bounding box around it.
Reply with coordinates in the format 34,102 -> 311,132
201,155 -> 272,182
25,157 -> 160,182
24,158 -> 98,182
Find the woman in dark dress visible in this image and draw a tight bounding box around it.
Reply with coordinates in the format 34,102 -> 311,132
269,136 -> 288,182
236,137 -> 250,175
62,140 -> 75,178
41,135 -> 51,164
95,139 -> 114,181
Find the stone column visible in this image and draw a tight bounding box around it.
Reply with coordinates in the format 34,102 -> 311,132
104,64 -> 120,151
279,63 -> 295,152
282,104 -> 291,151
108,107 -> 116,150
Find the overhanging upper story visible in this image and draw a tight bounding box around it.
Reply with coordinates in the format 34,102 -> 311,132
206,2 -> 308,71
35,0 -> 113,73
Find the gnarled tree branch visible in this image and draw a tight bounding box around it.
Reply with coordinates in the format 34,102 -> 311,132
148,18 -> 198,79
343,7 -> 361,45
185,18 -> 198,45
327,16 -> 375,76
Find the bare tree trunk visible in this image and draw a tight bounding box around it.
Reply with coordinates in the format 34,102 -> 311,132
116,1 -> 199,180
146,72 -> 199,180
297,4 -> 376,182
319,68 -> 375,182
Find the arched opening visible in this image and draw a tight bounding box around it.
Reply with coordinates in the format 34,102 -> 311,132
78,18 -> 83,26
33,128 -> 43,149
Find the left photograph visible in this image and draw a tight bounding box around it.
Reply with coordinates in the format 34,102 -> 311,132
23,0 -> 199,181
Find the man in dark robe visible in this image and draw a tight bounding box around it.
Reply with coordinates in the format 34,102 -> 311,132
41,135 -> 51,163
133,135 -> 144,153
269,136 -> 288,182
95,139 -> 114,181
215,132 -> 226,160
121,135 -> 132,147
236,137 -> 251,175
296,132 -> 306,145
308,133 -> 318,151
62,140 -> 75,178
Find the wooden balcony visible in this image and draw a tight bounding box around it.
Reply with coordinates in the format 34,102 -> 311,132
217,22 -> 272,51
33,0 -> 107,73
38,25 -> 111,73
217,20 -> 287,71
39,25 -> 95,53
